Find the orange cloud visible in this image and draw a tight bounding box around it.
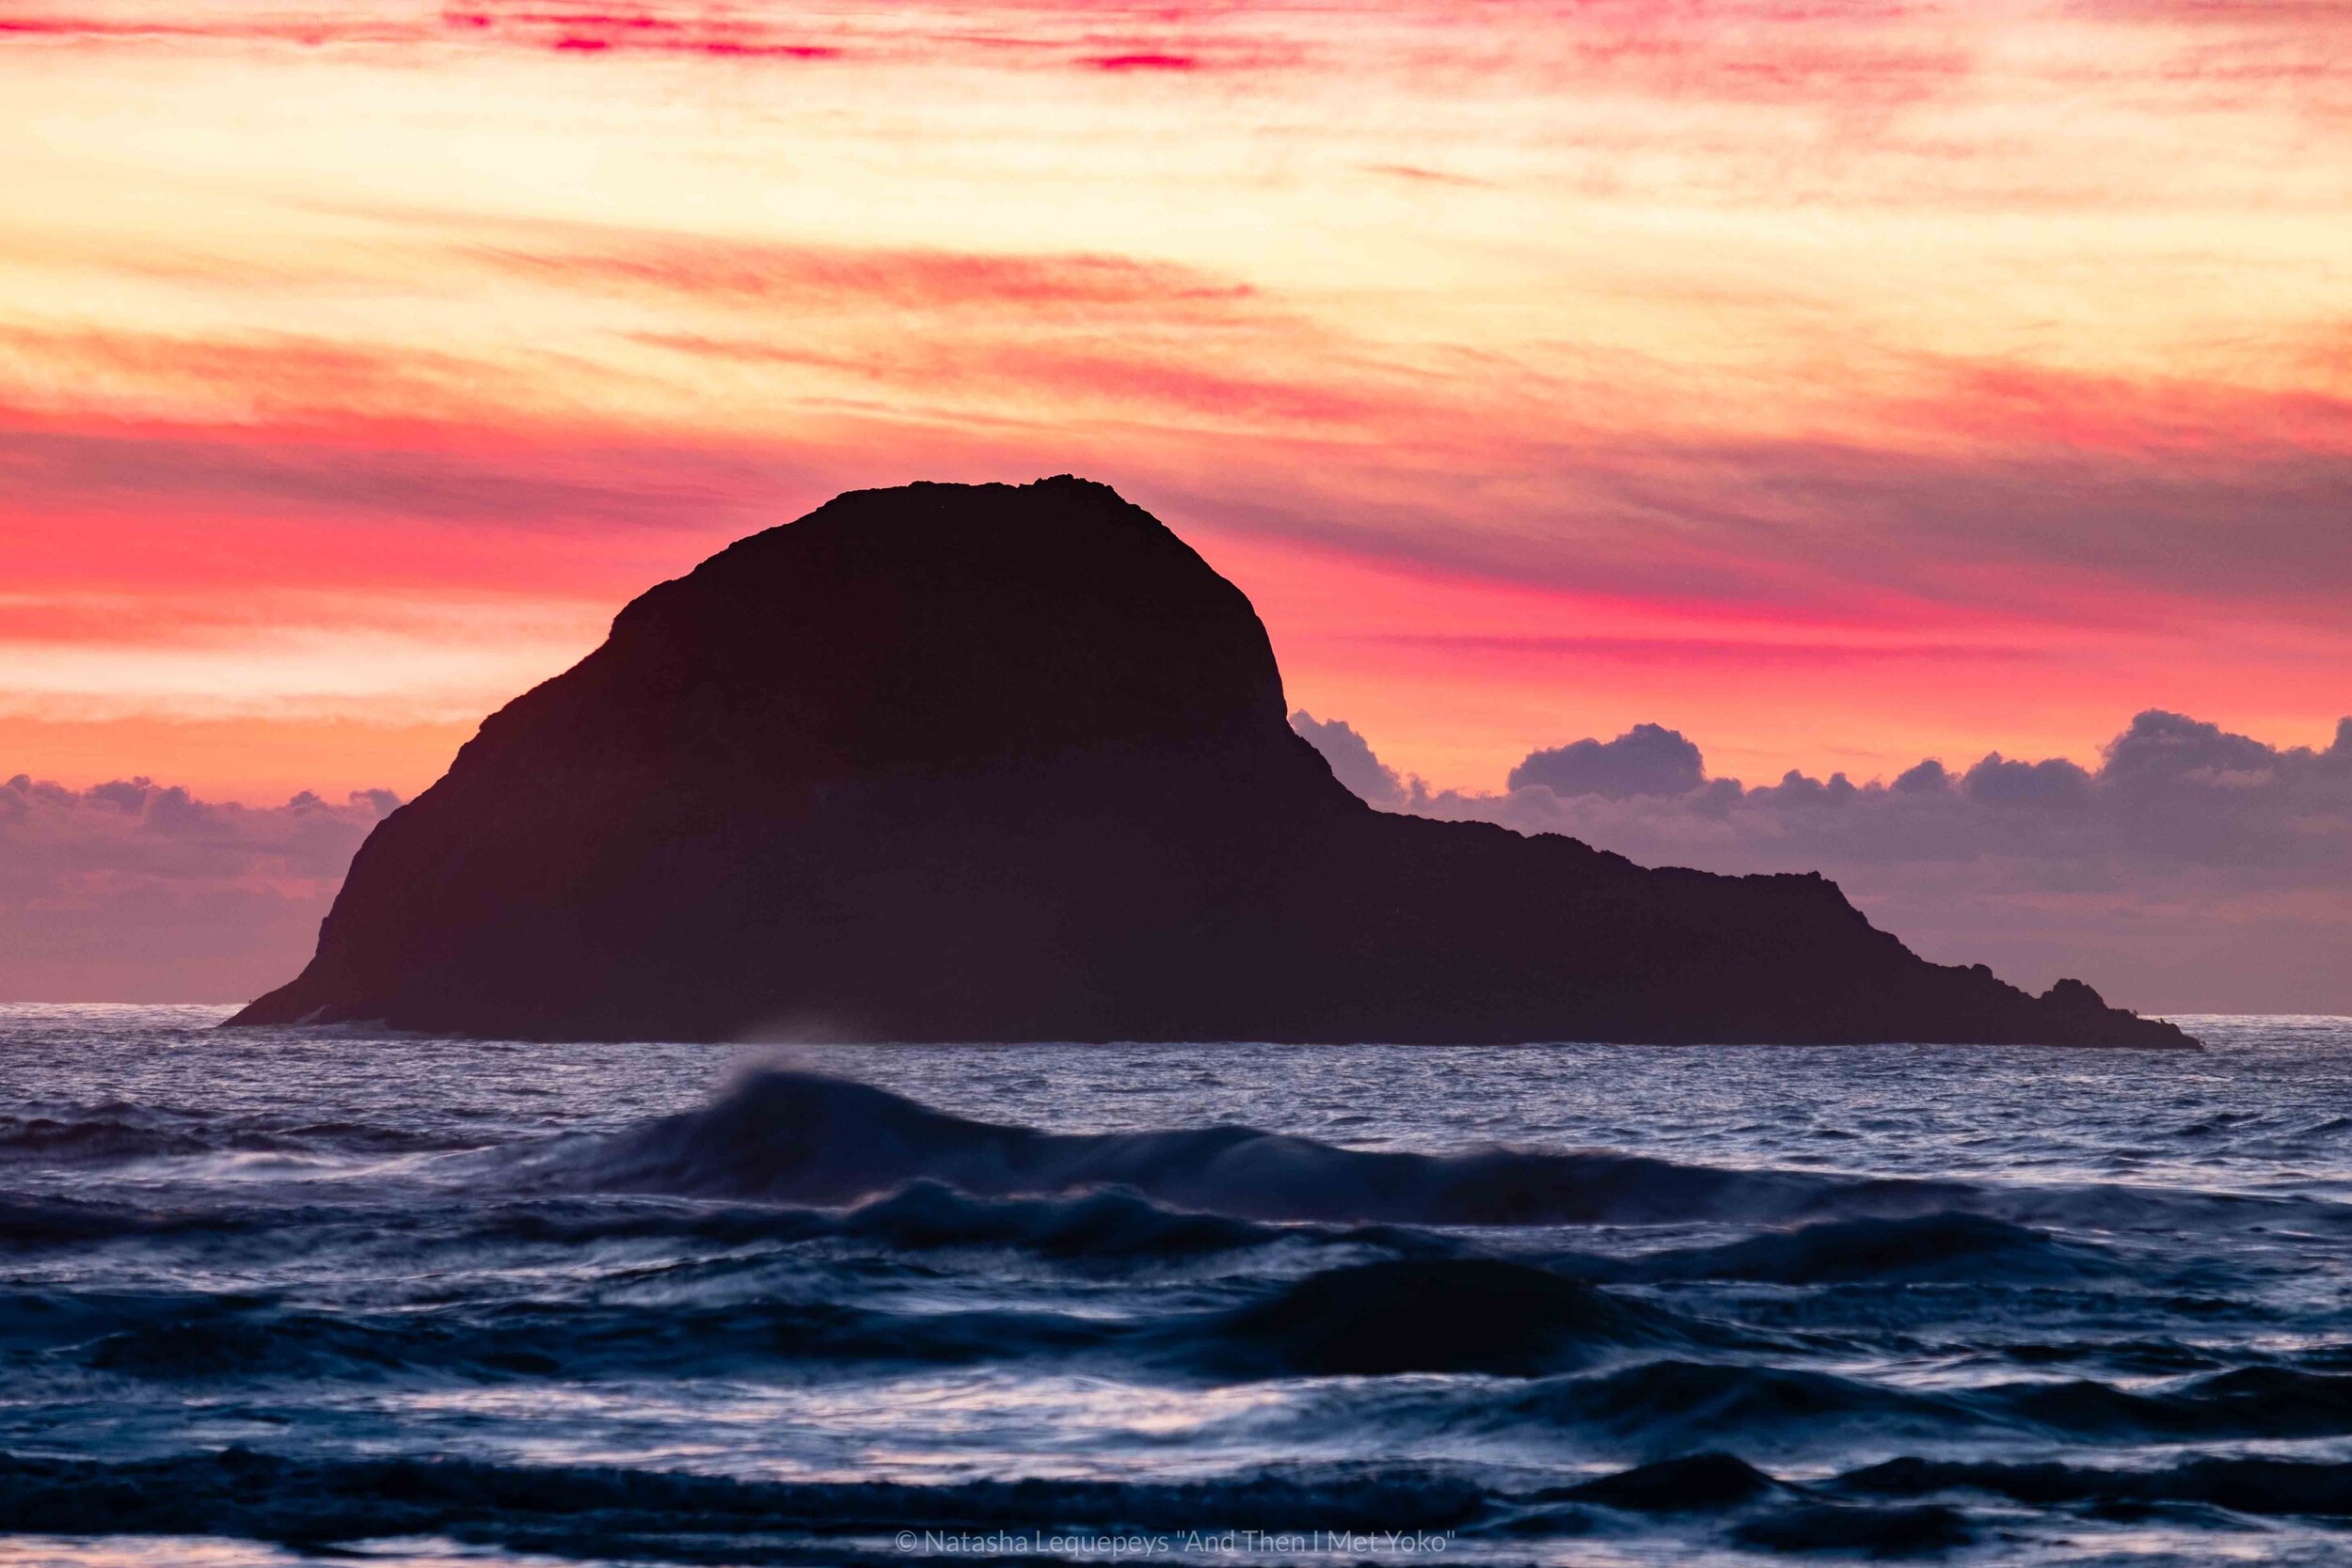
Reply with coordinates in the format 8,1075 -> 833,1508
5,0 -> 2350,818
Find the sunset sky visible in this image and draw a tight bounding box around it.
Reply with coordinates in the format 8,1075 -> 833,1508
6,1 -> 2350,1006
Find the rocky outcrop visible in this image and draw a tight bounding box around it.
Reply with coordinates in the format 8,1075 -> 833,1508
229,477 -> 2193,1047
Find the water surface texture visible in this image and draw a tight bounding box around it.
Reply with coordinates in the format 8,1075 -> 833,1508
2,1006 -> 2349,1565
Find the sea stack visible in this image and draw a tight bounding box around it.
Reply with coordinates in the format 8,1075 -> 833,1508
230,477 -> 2193,1046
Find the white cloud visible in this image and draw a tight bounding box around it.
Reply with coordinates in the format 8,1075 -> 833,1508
1289,711 -> 1405,807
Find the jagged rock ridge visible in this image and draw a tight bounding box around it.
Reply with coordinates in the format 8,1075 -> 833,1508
230,477 -> 2193,1047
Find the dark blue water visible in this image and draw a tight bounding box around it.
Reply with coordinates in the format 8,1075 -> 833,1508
2,1006 -> 2350,1565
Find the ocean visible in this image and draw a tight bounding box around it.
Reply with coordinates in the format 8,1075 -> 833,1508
1,1006 -> 2349,1565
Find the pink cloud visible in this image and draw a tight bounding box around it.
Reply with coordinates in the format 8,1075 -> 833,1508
10,295 -> 2348,641
0,324 -> 532,425
1363,163 -> 1496,187
1363,634 -> 2043,670
460,227 -> 1258,316
1085,53 -> 1197,71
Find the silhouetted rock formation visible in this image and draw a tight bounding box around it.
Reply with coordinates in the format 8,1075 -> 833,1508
230,478 -> 2194,1047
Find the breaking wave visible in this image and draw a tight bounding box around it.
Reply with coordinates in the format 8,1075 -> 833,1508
564,1069 -> 1993,1226
560,1069 -> 2352,1243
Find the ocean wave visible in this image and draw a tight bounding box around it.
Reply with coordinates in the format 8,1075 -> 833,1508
1607,1211 -> 2117,1287
21,1444 -> 2352,1563
466,1183 -> 1446,1271
1452,1358 -> 2352,1452
1501,1359 -> 1987,1452
1546,1450 -> 1792,1512
1995,1338 -> 2231,1376
488,1194 -> 2131,1298
1730,1501 -> 1978,1556
805,1180 -> 1395,1262
1834,1453 -> 2352,1518
0,1101 -> 472,1165
0,1196 -> 270,1249
1190,1259 -> 1746,1378
0,1183 -> 2138,1322
0,1108 -> 213,1164
0,1449 -> 1496,1560
0,1446 -> 1992,1562
1983,1365 -> 2352,1441
11,1013 -> 2352,1565
564,1069 -> 1983,1227
1532,1454 -> 1981,1557
19,1259 -> 1739,1387
37,1289 -> 1127,1384
558,1071 -> 2352,1245
0,1184 -> 1350,1267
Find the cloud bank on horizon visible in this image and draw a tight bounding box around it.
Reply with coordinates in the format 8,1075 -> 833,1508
1295,708 -> 2352,1015
0,775 -> 394,1003
9,704 -> 2344,1010
2,0 -> 2349,805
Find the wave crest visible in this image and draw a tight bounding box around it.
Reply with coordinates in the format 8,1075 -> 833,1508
567,1069 -> 1979,1227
